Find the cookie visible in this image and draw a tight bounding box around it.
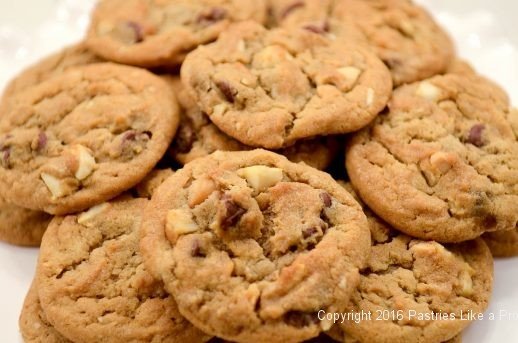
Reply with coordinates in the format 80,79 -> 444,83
0,196 -> 51,247
1,42 -> 102,103
19,281 -> 70,343
86,0 -> 268,67
37,197 -> 210,343
482,229 -> 518,257
140,149 -> 371,342
0,63 -> 179,215
167,76 -> 338,170
346,73 -> 518,242
135,168 -> 175,199
181,21 -> 392,149
328,326 -> 461,343
271,0 -> 455,86
333,183 -> 492,343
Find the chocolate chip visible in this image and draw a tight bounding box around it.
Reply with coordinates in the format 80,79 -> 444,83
1,147 -> 10,168
302,21 -> 329,35
122,130 -> 137,142
126,21 -> 144,43
320,192 -> 332,207
174,121 -> 196,153
197,7 -> 227,25
221,194 -> 246,228
302,227 -> 317,239
215,81 -> 235,103
384,57 -> 402,70
284,311 -> 319,328
483,215 -> 497,229
191,240 -> 206,258
37,132 -> 47,151
289,244 -> 298,252
280,1 -> 305,19
467,124 -> 485,147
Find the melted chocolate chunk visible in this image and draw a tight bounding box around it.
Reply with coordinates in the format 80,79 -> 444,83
302,21 -> 330,35
284,311 -> 319,328
174,121 -> 196,153
302,226 -> 318,239
467,124 -> 485,147
221,194 -> 246,229
37,131 -> 47,151
197,7 -> 227,25
1,147 -> 10,168
191,240 -> 207,258
126,21 -> 144,43
216,81 -> 235,103
320,192 -> 332,207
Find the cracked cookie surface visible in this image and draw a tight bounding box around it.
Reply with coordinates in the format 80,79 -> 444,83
0,196 -> 52,246
271,0 -> 454,86
37,197 -> 209,343
86,0 -> 268,67
19,280 -> 70,343
346,73 -> 518,242
334,183 -> 492,343
1,43 -> 102,107
167,76 -> 338,170
0,63 -> 179,215
140,150 -> 370,343
181,21 -> 392,149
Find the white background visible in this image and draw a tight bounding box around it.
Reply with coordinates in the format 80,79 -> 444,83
0,0 -> 517,341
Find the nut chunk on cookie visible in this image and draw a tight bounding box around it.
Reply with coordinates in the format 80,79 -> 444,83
181,21 -> 392,149
86,0 -> 268,67
37,197 -> 209,343
140,150 -> 371,343
0,63 -> 179,215
346,73 -> 518,242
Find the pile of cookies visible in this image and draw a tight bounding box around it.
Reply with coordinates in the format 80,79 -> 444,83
0,0 -> 516,342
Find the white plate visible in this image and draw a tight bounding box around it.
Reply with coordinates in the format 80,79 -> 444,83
0,1 -> 517,342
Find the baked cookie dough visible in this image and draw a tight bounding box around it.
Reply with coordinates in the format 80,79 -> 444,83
140,149 -> 371,342
346,73 -> 518,242
333,183 -> 492,343
135,168 -> 175,199
37,197 -> 209,343
19,281 -> 70,343
181,21 -> 392,149
0,63 -> 179,215
86,0 -> 268,67
483,229 -> 518,258
0,196 -> 51,247
167,76 -> 338,170
271,0 -> 455,85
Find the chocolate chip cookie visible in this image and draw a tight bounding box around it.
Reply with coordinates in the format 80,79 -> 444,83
140,149 -> 371,342
482,229 -> 518,257
333,183 -> 492,343
0,63 -> 179,215
346,73 -> 518,242
135,168 -> 175,199
271,0 -> 455,86
19,281 -> 70,343
86,0 -> 268,67
1,42 -> 102,102
167,76 -> 338,170
0,196 -> 51,246
181,21 -> 392,149
37,197 -> 210,343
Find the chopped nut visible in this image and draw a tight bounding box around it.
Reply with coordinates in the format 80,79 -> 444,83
212,103 -> 228,117
366,88 -> 375,107
78,203 -> 110,227
165,209 -> 199,243
338,277 -> 348,290
320,315 -> 334,331
416,81 -> 441,101
430,151 -> 456,174
400,20 -> 415,36
41,173 -> 68,198
237,165 -> 283,192
337,66 -> 361,83
188,178 -> 216,207
237,39 -> 246,52
71,145 -> 96,181
458,269 -> 474,297
97,20 -> 114,35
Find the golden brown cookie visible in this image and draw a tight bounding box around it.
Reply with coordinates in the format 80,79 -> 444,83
37,197 -> 210,343
167,76 -> 338,170
346,73 -> 518,242
181,21 -> 392,149
141,150 -> 371,343
271,0 -> 455,86
482,229 -> 518,257
19,280 -> 70,343
1,42 -> 102,103
0,196 -> 51,247
0,63 -> 179,215
86,0 -> 268,67
332,183 -> 492,343
135,168 -> 175,199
